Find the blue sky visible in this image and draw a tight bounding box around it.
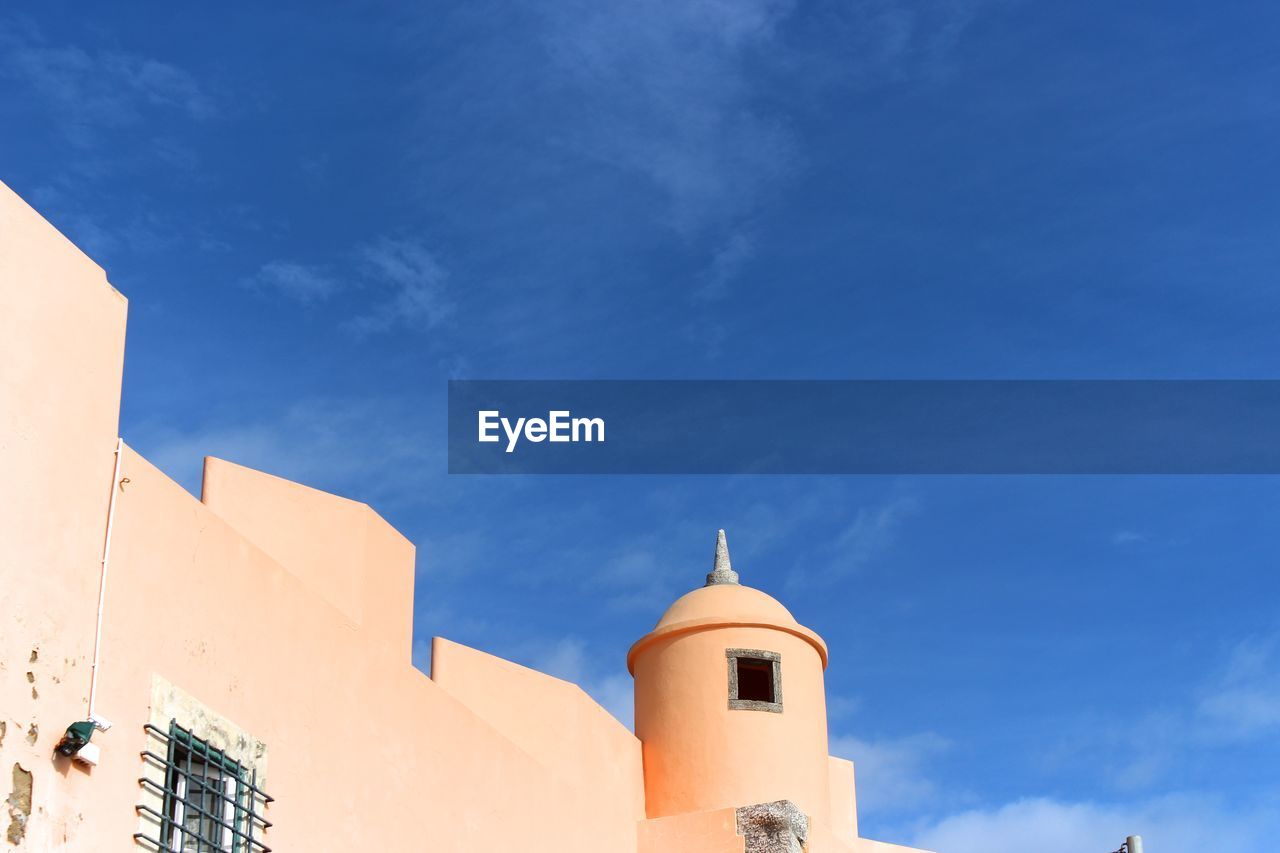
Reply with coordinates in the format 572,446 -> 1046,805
4,2 -> 1280,849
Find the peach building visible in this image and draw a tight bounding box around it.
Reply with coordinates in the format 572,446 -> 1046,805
0,179 -> 935,853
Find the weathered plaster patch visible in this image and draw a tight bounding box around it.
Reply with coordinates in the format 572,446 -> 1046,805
6,763 -> 33,845
23,725 -> 36,747
147,675 -> 268,778
736,800 -> 808,853
0,722 -> 6,748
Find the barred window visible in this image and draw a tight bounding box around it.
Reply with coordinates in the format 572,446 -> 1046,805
136,721 -> 272,852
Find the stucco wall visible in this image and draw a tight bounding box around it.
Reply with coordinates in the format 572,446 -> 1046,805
829,755 -> 858,845
638,807 -> 745,853
431,636 -> 645,835
0,181 -> 645,852
0,179 -> 127,848
634,625 -> 832,824
0,178 -> 936,853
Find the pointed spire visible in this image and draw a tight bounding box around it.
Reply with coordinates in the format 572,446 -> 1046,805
705,528 -> 740,586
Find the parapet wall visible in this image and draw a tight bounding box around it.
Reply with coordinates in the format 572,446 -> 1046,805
0,180 -> 644,852
0,178 -> 934,853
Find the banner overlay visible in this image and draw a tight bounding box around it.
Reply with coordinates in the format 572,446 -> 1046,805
447,380 -> 1280,474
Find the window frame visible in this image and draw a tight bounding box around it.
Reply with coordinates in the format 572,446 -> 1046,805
133,717 -> 272,850
152,721 -> 262,853
726,648 -> 783,713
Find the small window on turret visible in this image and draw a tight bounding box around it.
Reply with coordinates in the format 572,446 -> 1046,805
737,658 -> 774,701
726,649 -> 782,712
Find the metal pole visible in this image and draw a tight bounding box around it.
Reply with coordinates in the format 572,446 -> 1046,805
1127,836 -> 1144,853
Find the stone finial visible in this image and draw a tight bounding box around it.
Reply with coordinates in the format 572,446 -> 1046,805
705,529 -> 740,586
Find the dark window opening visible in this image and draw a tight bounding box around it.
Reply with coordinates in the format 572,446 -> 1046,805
726,648 -> 782,711
735,657 -> 776,703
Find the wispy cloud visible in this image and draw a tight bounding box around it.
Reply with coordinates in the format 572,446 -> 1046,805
541,0 -> 799,236
248,261 -> 341,304
535,0 -> 991,303
383,0 -> 994,325
907,793 -> 1280,853
826,694 -> 863,721
0,17 -> 213,145
1197,632 -> 1280,739
131,397 -> 432,510
592,548 -> 669,610
830,731 -> 950,815
1040,624 -> 1280,794
694,231 -> 755,302
347,237 -> 454,334
249,237 -> 453,335
789,494 -> 919,588
24,181 -> 187,259
833,496 -> 919,560
783,0 -> 992,91
524,637 -> 635,729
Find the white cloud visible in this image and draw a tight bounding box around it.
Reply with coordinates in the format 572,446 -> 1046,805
784,0 -> 991,92
826,694 -> 863,721
587,674 -> 636,731
347,237 -> 454,334
830,731 -> 949,815
249,261 -> 341,304
1028,623 -> 1280,803
102,52 -> 214,119
537,0 -> 993,238
0,17 -> 213,144
530,637 -> 592,683
834,496 -> 918,557
131,397 -> 432,509
526,637 -> 635,730
694,231 -> 755,302
908,794 -> 1280,853
250,237 -> 453,335
541,0 -> 798,235
790,494 -> 919,588
591,547 -> 674,612
1197,633 -> 1280,739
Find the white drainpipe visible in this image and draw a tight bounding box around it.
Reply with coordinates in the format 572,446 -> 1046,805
87,437 -> 124,730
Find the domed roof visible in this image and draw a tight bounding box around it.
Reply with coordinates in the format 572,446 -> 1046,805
655,582 -> 798,630
627,530 -> 828,672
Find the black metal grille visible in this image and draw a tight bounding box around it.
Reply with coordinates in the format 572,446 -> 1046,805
135,721 -> 273,852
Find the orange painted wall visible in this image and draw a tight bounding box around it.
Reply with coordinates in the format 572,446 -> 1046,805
829,756 -> 858,846
637,807 -> 744,853
634,626 -> 831,824
431,637 -> 645,833
0,181 -> 644,851
0,178 -> 936,853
